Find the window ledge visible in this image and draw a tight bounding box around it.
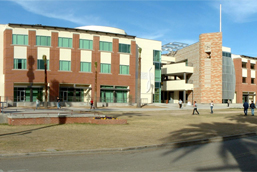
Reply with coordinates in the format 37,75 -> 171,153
79,71 -> 92,73
58,47 -> 74,49
11,44 -> 29,47
58,70 -> 72,72
99,50 -> 113,53
35,45 -> 52,48
118,52 -> 131,55
12,69 -> 28,71
118,74 -> 130,76
36,69 -> 51,71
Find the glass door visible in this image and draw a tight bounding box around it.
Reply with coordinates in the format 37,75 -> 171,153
63,91 -> 68,102
17,90 -> 25,102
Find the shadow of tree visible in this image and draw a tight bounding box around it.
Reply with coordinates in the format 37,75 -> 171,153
107,112 -> 150,118
160,121 -> 257,171
0,124 -> 58,137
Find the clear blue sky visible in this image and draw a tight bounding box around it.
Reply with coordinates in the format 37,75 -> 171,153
1,0 -> 257,56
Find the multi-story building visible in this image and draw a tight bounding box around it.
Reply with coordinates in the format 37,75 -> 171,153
232,54 -> 257,103
0,23 -> 161,106
161,32 -> 236,104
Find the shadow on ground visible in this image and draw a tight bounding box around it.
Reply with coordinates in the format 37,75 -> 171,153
160,114 -> 257,171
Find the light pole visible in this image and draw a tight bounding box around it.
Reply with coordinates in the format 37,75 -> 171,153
137,47 -> 142,108
43,55 -> 48,108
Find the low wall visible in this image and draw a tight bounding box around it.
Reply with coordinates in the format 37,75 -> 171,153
8,116 -> 127,125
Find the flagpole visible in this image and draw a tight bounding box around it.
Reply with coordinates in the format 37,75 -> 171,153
220,4 -> 222,32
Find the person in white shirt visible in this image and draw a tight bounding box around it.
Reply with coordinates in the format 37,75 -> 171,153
178,99 -> 183,109
210,101 -> 214,114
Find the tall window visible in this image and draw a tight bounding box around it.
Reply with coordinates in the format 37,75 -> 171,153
79,39 -> 93,50
99,41 -> 112,52
80,62 -> 91,72
155,70 -> 161,82
12,34 -> 28,45
242,62 -> 247,68
119,65 -> 129,75
59,60 -> 71,71
251,78 -> 255,84
14,59 -> 27,69
100,63 -> 111,73
58,37 -> 72,48
153,50 -> 161,62
37,59 -> 49,70
119,44 -> 130,53
36,36 -> 51,46
242,77 -> 247,83
251,64 -> 255,70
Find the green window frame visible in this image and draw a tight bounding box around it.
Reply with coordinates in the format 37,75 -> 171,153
153,50 -> 161,62
14,59 -> 27,69
80,62 -> 91,72
155,69 -> 161,82
59,60 -> 71,71
99,41 -> 112,52
36,36 -> 51,46
37,59 -> 49,70
12,34 -> 28,45
58,37 -> 72,48
100,63 -> 111,73
119,65 -> 129,75
79,39 -> 93,50
119,43 -> 130,53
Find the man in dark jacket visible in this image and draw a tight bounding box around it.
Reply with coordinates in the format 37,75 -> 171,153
250,101 -> 256,116
243,101 -> 249,116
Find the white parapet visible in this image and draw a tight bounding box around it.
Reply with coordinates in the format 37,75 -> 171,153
162,80 -> 193,91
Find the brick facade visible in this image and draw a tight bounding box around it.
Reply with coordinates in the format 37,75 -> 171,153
3,27 -> 136,102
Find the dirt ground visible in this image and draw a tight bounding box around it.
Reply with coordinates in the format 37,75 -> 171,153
0,108 -> 256,154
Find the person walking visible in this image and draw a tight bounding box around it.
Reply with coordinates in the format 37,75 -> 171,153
192,101 -> 199,115
178,99 -> 183,109
243,101 -> 249,116
250,101 -> 256,116
57,97 -> 61,109
36,98 -> 40,109
227,100 -> 230,107
210,100 -> 214,114
90,99 -> 94,109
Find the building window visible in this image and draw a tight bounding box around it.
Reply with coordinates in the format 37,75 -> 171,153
58,37 -> 72,48
100,63 -> 111,73
119,65 -> 129,75
12,34 -> 28,45
119,43 -> 130,53
99,41 -> 112,52
242,62 -> 247,68
242,77 -> 247,83
155,69 -> 161,82
59,87 -> 84,102
251,64 -> 255,70
14,59 -> 27,69
37,59 -> 49,70
153,50 -> 161,62
154,62 -> 161,70
80,62 -> 91,72
79,39 -> 93,50
153,88 -> 161,103
59,60 -> 71,71
36,36 -> 51,46
251,78 -> 255,84
222,52 -> 231,57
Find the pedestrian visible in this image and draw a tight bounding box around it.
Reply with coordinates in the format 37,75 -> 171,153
57,96 -> 61,109
243,101 -> 249,116
178,99 -> 183,109
192,101 -> 199,115
36,98 -> 40,109
250,101 -> 256,116
90,99 -> 94,109
210,100 -> 214,114
227,100 -> 230,107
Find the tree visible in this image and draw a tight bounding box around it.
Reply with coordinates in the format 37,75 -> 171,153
137,47 -> 142,108
42,55 -> 48,108
94,62 -> 98,108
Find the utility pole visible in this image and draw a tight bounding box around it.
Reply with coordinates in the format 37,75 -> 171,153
137,47 -> 142,108
94,62 -> 98,108
43,55 -> 48,108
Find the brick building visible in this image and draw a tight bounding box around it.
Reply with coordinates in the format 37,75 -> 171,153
161,32 -> 236,104
0,24 -> 162,106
